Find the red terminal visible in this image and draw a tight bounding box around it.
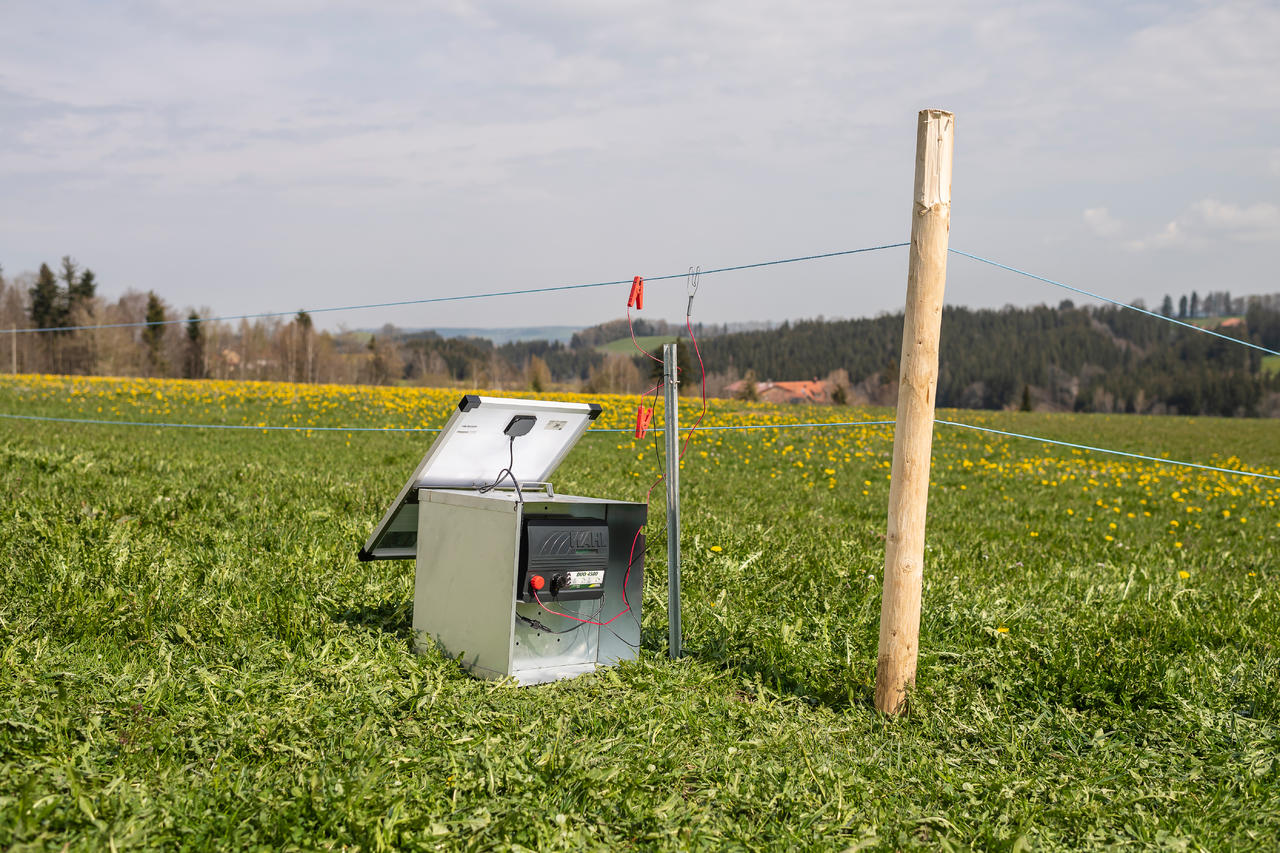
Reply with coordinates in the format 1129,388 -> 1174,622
634,405 -> 653,439
529,575 -> 545,591
627,276 -> 644,310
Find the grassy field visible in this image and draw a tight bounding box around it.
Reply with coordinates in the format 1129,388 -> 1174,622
596,335 -> 676,355
2,374 -> 1278,850
1263,355 -> 1279,378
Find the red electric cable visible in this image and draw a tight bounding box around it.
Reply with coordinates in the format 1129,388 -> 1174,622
539,269 -> 710,633
628,305 -> 663,364
533,516 -> 649,626
534,465 -> 666,629
678,315 -> 708,461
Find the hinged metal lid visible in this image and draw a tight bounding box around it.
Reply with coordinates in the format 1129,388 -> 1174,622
358,395 -> 602,561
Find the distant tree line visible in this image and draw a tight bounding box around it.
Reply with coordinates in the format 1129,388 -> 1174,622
1158,289 -> 1272,320
3,256 -> 1278,416
0,256 -> 650,392
569,317 -> 676,349
694,298 -> 1280,417
1,257 -> 371,384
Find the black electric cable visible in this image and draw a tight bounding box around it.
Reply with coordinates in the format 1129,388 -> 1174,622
477,435 -> 524,503
516,609 -> 594,635
518,606 -> 639,648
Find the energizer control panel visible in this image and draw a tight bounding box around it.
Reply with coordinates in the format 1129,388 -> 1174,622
517,517 -> 609,603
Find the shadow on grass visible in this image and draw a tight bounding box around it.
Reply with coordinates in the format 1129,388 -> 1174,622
331,603 -> 869,709
683,631 -> 870,713
331,599 -> 415,642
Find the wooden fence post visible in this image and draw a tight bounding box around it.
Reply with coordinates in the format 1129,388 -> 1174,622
874,109 -> 954,715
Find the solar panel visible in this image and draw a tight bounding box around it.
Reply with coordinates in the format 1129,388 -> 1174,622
359,395 -> 601,560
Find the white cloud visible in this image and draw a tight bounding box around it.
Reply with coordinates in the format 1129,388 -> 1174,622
1083,207 -> 1123,238
1125,199 -> 1280,251
1125,220 -> 1184,252
2,1 -> 1280,326
0,1 -> 1061,195
1089,1 -> 1280,112
1188,199 -> 1280,243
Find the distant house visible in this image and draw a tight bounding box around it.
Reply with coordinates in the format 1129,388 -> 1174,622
1218,317 -> 1244,329
724,379 -> 831,404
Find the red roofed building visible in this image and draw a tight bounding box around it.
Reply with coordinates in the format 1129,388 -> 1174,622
723,379 -> 831,404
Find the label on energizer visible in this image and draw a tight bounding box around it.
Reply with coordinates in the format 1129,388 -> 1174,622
565,570 -> 604,589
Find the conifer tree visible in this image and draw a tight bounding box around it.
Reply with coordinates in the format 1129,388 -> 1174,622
29,263 -> 63,331
184,313 -> 205,379
295,310 -> 313,382
59,256 -> 78,291
70,268 -> 96,309
142,292 -> 167,375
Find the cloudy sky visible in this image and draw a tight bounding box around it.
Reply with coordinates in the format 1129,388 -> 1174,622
2,0 -> 1278,331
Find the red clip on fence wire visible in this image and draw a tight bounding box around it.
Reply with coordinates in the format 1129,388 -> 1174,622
627,276 -> 644,310
634,405 -> 654,439
627,275 -> 662,364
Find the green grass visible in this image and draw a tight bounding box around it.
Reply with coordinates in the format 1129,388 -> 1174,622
1263,355 -> 1280,378
596,335 -> 675,355
2,377 -> 1279,850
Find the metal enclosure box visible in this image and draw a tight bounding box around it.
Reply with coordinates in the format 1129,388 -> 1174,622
359,395 -> 645,685
412,488 -> 645,685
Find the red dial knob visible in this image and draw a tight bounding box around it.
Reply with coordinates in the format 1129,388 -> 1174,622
529,575 -> 545,591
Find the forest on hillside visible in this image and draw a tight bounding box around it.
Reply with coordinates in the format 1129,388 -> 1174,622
696,300 -> 1280,417
3,255 -> 1279,416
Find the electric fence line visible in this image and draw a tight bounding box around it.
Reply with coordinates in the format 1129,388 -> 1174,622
950,249 -> 1280,358
8,243 -> 1273,363
0,242 -> 909,336
932,420 -> 1280,482
3,410 -> 1276,483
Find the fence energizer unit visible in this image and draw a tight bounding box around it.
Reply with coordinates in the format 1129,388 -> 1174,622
359,395 -> 646,685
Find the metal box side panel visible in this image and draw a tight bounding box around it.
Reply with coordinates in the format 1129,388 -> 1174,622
513,662 -> 598,686
511,600 -> 600,674
599,503 -> 646,666
508,499 -> 645,680
413,492 -> 519,676
508,498 -> 606,680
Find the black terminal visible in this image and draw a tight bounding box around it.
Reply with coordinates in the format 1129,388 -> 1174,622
504,414 -> 537,437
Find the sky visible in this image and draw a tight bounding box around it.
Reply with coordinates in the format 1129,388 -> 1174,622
2,0 -> 1279,333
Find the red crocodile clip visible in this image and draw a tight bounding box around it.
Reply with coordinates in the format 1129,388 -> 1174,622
627,276 -> 644,310
634,405 -> 653,439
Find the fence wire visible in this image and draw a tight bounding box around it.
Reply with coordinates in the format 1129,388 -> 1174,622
4,410 -> 1276,483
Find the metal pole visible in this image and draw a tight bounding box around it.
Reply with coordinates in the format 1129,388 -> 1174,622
662,342 -> 682,659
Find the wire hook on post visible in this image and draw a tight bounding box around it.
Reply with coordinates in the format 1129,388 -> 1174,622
686,266 -> 701,317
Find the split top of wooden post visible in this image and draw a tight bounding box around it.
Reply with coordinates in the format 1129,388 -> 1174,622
915,110 -> 953,218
